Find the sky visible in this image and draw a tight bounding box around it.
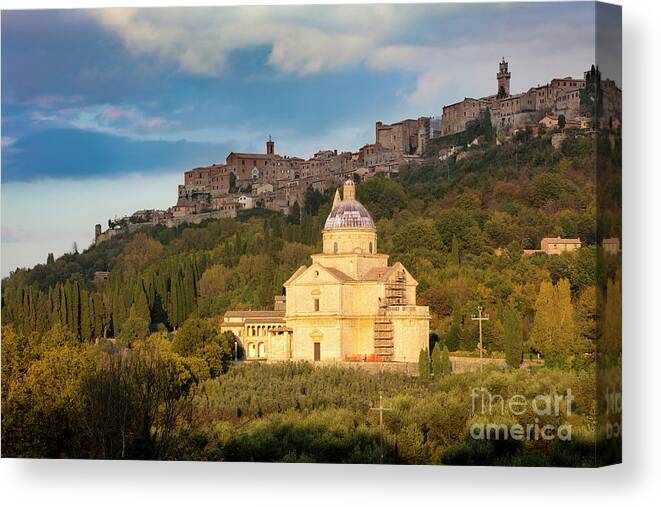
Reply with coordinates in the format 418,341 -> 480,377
1,2 -> 607,277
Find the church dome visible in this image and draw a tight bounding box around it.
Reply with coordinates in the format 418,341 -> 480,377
324,199 -> 375,230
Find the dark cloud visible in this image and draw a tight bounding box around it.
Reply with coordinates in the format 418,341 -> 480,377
1,128 -> 232,182
1,4 -> 600,182
1,10 -> 167,106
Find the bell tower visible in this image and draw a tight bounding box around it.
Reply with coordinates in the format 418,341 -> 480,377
266,135 -> 275,155
497,57 -> 511,98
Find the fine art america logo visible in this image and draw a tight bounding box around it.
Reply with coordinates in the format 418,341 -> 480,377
470,387 -> 574,442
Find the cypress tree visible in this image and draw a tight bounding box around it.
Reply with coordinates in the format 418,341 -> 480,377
59,283 -> 68,329
170,272 -> 184,329
441,345 -> 451,376
183,261 -> 196,317
26,286 -> 37,332
450,234 -> 460,265
112,289 -> 127,336
130,283 -> 151,326
431,343 -> 442,379
16,287 -> 28,334
71,282 -> 81,337
35,292 -> 50,333
446,303 -> 462,351
50,286 -> 61,327
80,290 -> 93,341
418,348 -> 430,380
92,293 -> 104,338
504,303 -> 523,368
65,282 -> 74,331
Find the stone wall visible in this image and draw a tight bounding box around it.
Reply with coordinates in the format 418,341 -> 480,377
449,356 -> 507,373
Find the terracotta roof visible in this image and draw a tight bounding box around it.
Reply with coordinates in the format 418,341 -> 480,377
541,237 -> 581,244
323,267 -> 355,282
244,316 -> 286,324
362,266 -> 394,282
227,152 -> 277,160
443,97 -> 480,109
224,310 -> 285,318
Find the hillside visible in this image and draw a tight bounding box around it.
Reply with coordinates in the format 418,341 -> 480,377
1,128 -> 622,462
2,129 -> 620,345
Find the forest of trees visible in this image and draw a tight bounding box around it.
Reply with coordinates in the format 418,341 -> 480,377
1,128 -> 621,463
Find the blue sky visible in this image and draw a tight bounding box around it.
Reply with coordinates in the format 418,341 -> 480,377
1,2 -> 606,276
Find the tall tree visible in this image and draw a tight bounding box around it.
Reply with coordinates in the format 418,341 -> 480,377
450,234 -> 460,265
503,303 -> 523,368
80,290 -> 93,342
130,283 -> 151,326
418,348 -> 430,380
431,343 -> 442,379
441,345 -> 451,376
530,278 -> 576,368
530,281 -> 554,358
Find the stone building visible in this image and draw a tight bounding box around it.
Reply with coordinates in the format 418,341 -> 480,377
225,138 -> 305,185
221,180 -> 430,364
184,164 -> 230,195
375,117 -> 430,155
540,237 -> 582,254
523,237 -> 582,255
357,143 -> 401,169
440,98 -> 489,136
94,224 -> 123,245
440,58 -> 591,136
602,237 -> 620,255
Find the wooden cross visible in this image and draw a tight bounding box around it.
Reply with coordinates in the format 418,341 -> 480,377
471,305 -> 490,376
369,391 -> 392,463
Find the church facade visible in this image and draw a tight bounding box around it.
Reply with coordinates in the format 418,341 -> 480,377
221,180 -> 430,364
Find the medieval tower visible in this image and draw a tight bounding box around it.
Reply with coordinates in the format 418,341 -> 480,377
497,57 -> 511,98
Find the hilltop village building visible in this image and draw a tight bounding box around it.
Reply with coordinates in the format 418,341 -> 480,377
220,180 -> 430,363
375,117 -> 430,155
93,124 -> 430,244
94,58 -> 620,245
440,59 -> 621,135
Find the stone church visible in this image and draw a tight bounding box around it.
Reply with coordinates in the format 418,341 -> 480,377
221,180 -> 430,364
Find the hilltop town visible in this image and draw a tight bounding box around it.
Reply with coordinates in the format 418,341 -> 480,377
94,59 -> 621,245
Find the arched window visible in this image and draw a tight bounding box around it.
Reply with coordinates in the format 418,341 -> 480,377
333,242 -> 338,253
248,343 -> 256,358
369,242 -> 373,254
258,342 -> 266,358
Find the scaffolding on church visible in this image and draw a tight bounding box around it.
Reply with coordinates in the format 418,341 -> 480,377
373,272 -> 408,361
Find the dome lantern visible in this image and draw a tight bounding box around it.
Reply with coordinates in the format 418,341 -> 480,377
343,179 -> 356,201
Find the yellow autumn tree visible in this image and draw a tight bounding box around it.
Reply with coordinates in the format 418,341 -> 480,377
530,278 -> 582,368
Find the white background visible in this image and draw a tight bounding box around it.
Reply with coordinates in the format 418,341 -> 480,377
1,0 -> 659,505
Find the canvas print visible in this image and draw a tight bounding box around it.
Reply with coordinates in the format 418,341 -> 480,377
1,2 -> 621,466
